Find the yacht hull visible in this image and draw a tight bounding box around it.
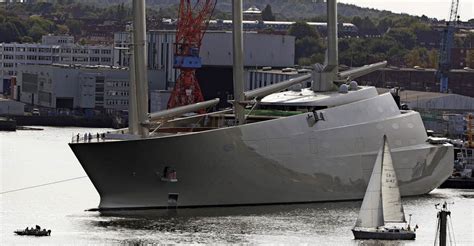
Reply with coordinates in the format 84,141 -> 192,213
352,229 -> 416,240
69,94 -> 453,209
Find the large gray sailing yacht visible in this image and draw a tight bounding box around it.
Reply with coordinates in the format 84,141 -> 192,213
69,0 -> 453,210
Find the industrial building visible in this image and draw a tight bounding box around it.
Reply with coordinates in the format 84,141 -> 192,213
0,35 -> 115,94
0,98 -> 24,115
114,30 -> 295,107
378,88 -> 474,137
246,67 -> 311,91
15,64 -> 164,113
359,67 -> 474,97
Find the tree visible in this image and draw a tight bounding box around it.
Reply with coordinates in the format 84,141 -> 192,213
405,47 -> 429,67
65,19 -> 83,36
385,28 -> 416,50
288,21 -> 319,40
261,4 -> 275,21
27,23 -> 47,42
0,23 -> 21,42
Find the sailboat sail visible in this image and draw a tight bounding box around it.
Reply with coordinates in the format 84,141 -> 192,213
381,136 -> 406,223
355,141 -> 385,228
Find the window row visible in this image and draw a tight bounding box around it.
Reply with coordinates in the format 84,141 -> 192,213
106,100 -> 129,105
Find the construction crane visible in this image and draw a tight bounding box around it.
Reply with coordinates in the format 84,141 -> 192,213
167,0 -> 217,109
437,0 -> 460,93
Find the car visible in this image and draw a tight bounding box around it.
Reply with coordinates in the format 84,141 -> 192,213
32,108 -> 40,116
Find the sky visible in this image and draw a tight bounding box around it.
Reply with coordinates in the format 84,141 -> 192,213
339,0 -> 473,21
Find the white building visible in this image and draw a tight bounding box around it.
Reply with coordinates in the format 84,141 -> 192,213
0,35 -> 115,93
16,64 -> 164,113
246,68 -> 311,91
114,30 -> 295,88
0,98 -> 24,115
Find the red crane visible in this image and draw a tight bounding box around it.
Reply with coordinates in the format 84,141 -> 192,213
167,0 -> 217,109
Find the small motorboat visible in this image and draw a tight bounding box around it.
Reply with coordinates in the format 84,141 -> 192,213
14,225 -> 51,237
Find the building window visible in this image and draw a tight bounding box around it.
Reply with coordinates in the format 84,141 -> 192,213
73,57 -> 88,62
4,55 -> 14,60
38,56 -> 52,61
101,57 -> 111,63
92,49 -> 101,54
4,63 -> 14,68
16,55 -> 25,60
90,57 -> 100,62
101,49 -> 111,55
3,47 -> 14,52
16,47 -> 25,52
38,48 -> 51,53
27,55 -> 37,60
61,48 -> 71,53
27,47 -> 37,52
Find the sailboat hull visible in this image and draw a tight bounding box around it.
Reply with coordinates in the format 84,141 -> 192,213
352,229 -> 416,240
69,94 -> 453,209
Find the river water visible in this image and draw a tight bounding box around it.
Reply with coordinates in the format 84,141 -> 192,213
1,127 -> 473,245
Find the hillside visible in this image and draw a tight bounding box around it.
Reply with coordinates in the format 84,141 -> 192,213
79,0 -> 405,20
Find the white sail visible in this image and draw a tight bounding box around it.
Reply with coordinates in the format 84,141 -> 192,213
354,141 -> 385,228
381,136 -> 407,223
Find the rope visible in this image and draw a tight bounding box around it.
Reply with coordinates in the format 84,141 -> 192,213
448,215 -> 457,246
0,176 -> 87,195
434,215 -> 440,246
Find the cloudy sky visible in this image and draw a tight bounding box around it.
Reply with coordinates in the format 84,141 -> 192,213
339,0 -> 473,21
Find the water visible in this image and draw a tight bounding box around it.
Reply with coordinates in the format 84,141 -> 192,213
1,127 -> 473,245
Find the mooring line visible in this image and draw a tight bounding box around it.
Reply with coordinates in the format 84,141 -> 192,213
0,176 -> 88,194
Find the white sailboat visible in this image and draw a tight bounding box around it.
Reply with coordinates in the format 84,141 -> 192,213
352,135 -> 416,240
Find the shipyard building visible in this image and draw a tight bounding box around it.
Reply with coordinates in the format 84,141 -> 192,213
10,31 -> 294,112
15,64 -> 163,113
0,35 -> 115,94
114,30 -> 295,108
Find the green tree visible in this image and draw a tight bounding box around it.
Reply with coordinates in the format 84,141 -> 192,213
385,28 -> 416,49
288,21 -> 319,40
0,22 -> 21,42
27,23 -> 47,42
65,19 -> 83,36
261,4 -> 275,21
405,47 -> 429,67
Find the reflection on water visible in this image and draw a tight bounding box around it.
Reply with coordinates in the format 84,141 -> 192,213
1,127 -> 473,245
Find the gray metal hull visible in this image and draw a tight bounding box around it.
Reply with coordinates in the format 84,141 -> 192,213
69,93 -> 453,209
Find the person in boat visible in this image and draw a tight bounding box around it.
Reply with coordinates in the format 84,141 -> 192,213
35,225 -> 41,230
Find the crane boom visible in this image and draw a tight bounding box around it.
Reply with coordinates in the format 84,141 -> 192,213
437,0 -> 460,93
168,0 -> 217,109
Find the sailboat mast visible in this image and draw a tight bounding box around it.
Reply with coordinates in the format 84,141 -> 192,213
327,0 -> 338,71
132,0 -> 149,137
128,25 -> 139,135
312,0 -> 338,92
232,0 -> 245,125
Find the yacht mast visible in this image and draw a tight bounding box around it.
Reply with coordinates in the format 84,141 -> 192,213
312,0 -> 338,92
132,0 -> 149,137
127,24 -> 139,135
232,0 -> 245,125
